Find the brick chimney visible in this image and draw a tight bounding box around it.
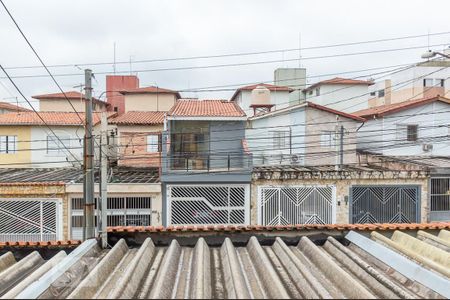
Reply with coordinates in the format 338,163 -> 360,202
106,75 -> 139,115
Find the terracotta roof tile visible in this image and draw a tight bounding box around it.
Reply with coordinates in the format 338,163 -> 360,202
168,99 -> 246,118
0,111 -> 117,126
109,111 -> 165,125
0,240 -> 82,248
305,77 -> 373,91
354,95 -> 450,118
32,91 -> 109,106
0,101 -> 32,112
107,222 -> 450,233
119,86 -> 181,98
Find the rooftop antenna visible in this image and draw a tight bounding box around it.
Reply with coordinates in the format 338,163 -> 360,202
427,29 -> 430,51
298,32 -> 302,68
113,42 -> 116,74
129,55 -> 134,75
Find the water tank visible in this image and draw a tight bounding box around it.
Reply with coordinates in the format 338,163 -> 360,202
251,85 -> 271,106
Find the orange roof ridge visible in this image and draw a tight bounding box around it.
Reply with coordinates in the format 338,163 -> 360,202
305,77 -> 373,91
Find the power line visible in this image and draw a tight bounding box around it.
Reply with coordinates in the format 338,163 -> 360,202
3,31 -> 450,70
2,43 -> 448,80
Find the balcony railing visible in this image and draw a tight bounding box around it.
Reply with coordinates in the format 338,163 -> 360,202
163,152 -> 252,174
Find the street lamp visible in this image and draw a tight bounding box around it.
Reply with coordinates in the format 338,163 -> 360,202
421,50 -> 450,60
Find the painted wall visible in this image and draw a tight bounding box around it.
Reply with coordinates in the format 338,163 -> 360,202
304,107 -> 359,166
305,84 -> 369,113
124,93 -> 177,112
0,126 -> 31,168
117,124 -> 164,168
247,108 -> 306,165
357,101 -> 450,156
39,99 -> 107,112
209,121 -> 246,169
106,75 -> 140,115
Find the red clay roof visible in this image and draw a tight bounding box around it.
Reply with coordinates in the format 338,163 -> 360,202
354,95 -> 450,118
305,77 -> 373,91
168,99 -> 246,118
0,240 -> 81,247
109,111 -> 165,125
119,86 -> 181,98
107,222 -> 450,233
32,91 -> 110,106
231,83 -> 293,101
0,111 -> 117,126
306,101 -> 366,122
0,101 -> 32,112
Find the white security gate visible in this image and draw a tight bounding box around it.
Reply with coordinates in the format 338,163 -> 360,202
167,184 -> 250,225
430,177 -> 450,221
0,198 -> 61,242
258,186 -> 336,225
71,196 -> 152,240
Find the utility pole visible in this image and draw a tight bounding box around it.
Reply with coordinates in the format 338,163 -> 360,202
339,125 -> 344,169
99,112 -> 108,248
83,69 -> 95,240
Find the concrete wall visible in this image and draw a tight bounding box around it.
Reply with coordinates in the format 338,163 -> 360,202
305,84 -> 369,113
0,184 -> 69,240
117,124 -> 163,168
251,176 -> 429,225
304,107 -> 359,166
209,121 -> 246,169
106,75 -> 140,115
357,101 -> 450,156
274,68 -> 306,105
39,99 -> 107,112
0,126 -> 31,168
247,108 -> 306,166
237,90 -> 291,117
124,94 -> 177,112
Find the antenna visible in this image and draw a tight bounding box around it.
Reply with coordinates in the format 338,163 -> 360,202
113,42 -> 116,74
299,32 -> 302,68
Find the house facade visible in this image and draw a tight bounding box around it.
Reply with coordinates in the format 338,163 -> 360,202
303,77 -> 373,113
0,101 -> 31,114
355,95 -> 450,157
0,112 -> 115,168
247,101 -> 365,167
161,99 -> 252,226
32,91 -> 110,112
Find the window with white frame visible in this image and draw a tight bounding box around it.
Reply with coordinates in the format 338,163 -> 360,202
147,134 -> 159,152
423,78 -> 444,87
423,78 -> 434,87
0,135 -> 17,154
320,131 -> 335,148
47,135 -> 71,154
273,131 -> 289,150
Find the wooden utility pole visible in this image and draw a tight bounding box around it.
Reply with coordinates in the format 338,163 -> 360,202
83,69 -> 95,240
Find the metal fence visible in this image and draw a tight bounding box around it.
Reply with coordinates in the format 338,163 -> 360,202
71,196 -> 152,240
350,186 -> 420,224
0,198 -> 61,242
430,177 -> 450,221
167,184 -> 250,225
258,186 -> 335,225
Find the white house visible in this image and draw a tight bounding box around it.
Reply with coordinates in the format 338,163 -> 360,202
247,101 -> 365,166
303,77 -> 373,113
354,95 -> 450,156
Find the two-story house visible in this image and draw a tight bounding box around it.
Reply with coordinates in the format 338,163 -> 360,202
0,101 -> 31,114
161,99 -> 251,226
0,111 -> 116,168
303,77 -> 373,113
32,91 -> 110,112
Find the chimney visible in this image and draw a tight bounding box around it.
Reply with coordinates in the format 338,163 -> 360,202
106,75 -> 139,115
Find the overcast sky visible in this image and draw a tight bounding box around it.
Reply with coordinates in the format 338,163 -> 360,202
0,0 -> 449,109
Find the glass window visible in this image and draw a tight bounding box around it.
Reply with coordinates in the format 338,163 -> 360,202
437,79 -> 445,87
0,135 -> 17,154
423,78 -> 434,87
147,134 -> 159,152
315,88 -> 320,96
370,91 -> 376,96
47,135 -> 70,154
378,89 -> 385,97
407,125 -> 418,142
273,131 -> 289,150
320,131 -> 335,148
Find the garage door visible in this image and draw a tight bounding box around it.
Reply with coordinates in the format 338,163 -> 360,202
167,184 -> 250,225
350,186 -> 420,224
258,186 -> 336,225
0,198 -> 61,242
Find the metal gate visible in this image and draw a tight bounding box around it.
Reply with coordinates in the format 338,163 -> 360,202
167,184 -> 250,225
70,196 -> 152,240
350,186 -> 420,224
0,198 -> 61,242
430,177 -> 450,221
258,186 -> 336,225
